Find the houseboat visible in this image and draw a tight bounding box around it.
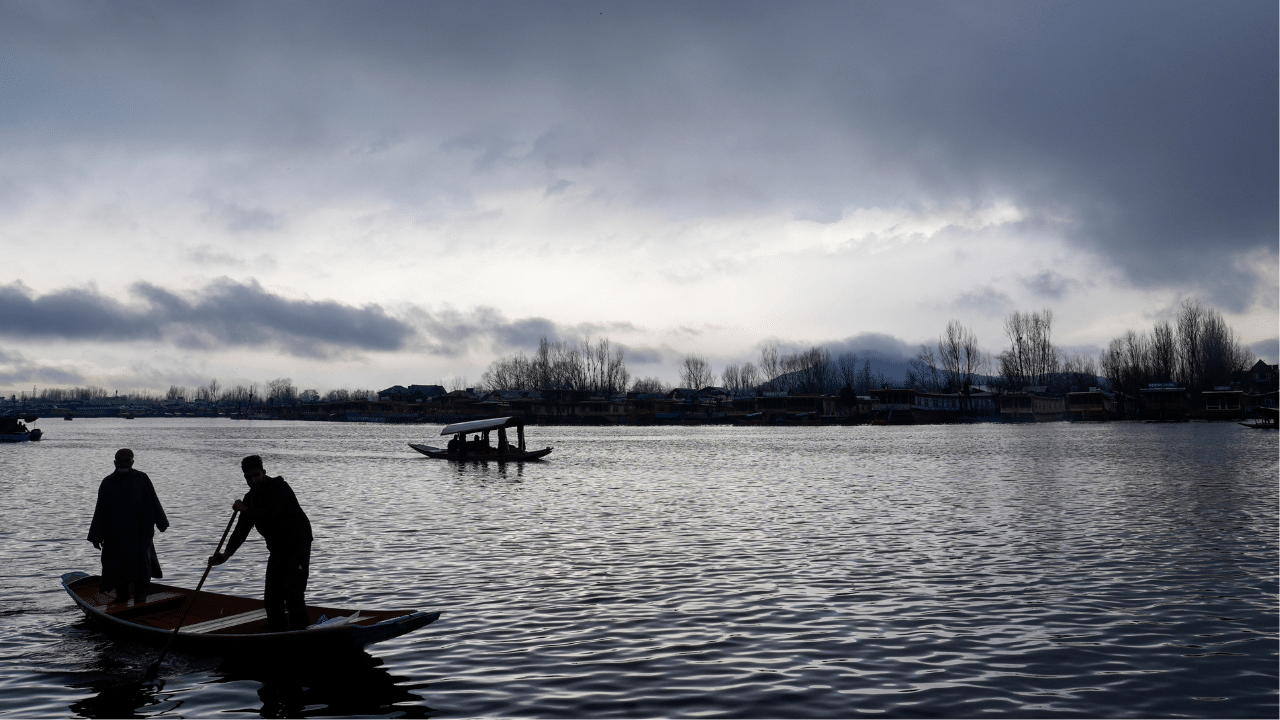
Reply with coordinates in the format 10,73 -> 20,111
1139,384 -> 1189,422
1065,389 -> 1117,421
1200,388 -> 1245,421
868,388 -> 916,424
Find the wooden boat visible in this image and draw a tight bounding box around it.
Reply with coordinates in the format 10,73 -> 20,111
409,416 -> 552,461
0,416 -> 40,442
60,571 -> 439,653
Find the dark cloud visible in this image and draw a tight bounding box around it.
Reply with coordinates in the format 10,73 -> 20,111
807,332 -> 916,363
0,1 -> 1274,304
204,201 -> 285,233
0,279 -> 414,357
952,287 -> 1017,316
616,345 -> 665,365
186,245 -> 248,267
0,346 -> 86,387
1021,271 -> 1078,300
407,306 -> 643,357
1250,338 -> 1278,363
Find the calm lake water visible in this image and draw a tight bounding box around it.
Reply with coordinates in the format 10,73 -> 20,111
0,418 -> 1275,718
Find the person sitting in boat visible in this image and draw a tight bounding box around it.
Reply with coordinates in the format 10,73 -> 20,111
209,455 -> 314,632
87,449 -> 169,605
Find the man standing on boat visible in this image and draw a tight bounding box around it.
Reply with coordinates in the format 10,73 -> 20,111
87,448 -> 169,605
209,455 -> 314,631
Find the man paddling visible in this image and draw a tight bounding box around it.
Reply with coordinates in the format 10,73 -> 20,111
209,455 -> 314,631
87,448 -> 169,605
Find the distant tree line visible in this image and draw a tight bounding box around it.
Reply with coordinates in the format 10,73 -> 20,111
481,337 -> 631,396
160,378 -> 376,407
1100,299 -> 1250,398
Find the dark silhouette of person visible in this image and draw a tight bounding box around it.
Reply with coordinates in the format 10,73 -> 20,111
209,455 -> 314,631
87,448 -> 169,605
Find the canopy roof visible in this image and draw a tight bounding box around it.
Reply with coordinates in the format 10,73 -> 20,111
440,416 -> 524,436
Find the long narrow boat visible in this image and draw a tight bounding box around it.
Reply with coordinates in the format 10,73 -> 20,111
409,416 -> 552,461
61,571 -> 439,653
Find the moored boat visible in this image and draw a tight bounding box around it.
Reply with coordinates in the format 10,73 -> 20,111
60,571 -> 439,653
409,416 -> 552,461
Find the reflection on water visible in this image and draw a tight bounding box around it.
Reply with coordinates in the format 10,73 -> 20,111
69,679 -> 169,719
217,651 -> 434,719
0,419 -> 1274,718
63,638 -> 431,718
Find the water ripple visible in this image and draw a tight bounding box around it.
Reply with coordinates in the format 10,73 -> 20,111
0,419 -> 1274,717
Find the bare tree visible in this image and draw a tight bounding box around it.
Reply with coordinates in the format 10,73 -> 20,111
680,355 -> 714,389
759,343 -> 781,390
837,353 -> 859,390
739,362 -> 760,391
1177,295 -> 1249,389
908,344 -> 941,391
721,364 -> 741,391
166,385 -> 188,402
630,376 -> 669,394
1150,321 -> 1176,383
857,359 -> 874,393
937,320 -> 986,397
266,378 -> 297,405
1176,299 -> 1205,390
998,309 -> 1058,389
483,335 -> 630,393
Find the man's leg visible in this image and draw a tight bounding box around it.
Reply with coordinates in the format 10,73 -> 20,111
264,553 -> 288,632
284,544 -> 311,631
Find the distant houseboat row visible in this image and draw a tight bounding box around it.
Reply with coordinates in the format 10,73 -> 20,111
6,363 -> 1276,427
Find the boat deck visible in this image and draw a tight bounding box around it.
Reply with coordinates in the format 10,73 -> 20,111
65,574 -> 410,635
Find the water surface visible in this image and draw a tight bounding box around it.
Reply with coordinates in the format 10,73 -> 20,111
0,419 -> 1275,717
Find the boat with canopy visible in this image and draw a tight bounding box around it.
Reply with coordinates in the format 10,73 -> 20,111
408,416 -> 552,461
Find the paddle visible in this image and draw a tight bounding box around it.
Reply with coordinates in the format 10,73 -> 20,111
143,508 -> 238,680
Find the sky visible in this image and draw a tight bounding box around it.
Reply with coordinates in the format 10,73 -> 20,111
0,0 -> 1276,395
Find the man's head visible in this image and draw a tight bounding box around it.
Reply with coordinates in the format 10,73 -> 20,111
114,448 -> 134,470
241,455 -> 266,485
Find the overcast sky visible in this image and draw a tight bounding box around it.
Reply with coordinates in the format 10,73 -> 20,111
1,0 -> 1275,394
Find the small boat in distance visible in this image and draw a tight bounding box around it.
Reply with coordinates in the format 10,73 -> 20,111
60,571 -> 439,653
409,416 -> 552,461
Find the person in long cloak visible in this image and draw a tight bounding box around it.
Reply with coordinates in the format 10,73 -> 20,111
87,448 -> 169,604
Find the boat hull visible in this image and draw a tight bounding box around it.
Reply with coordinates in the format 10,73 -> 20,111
60,571 -> 439,654
408,443 -> 552,461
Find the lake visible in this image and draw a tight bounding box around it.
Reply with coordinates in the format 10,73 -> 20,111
0,418 -> 1275,717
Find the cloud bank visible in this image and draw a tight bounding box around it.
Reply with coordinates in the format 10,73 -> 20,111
0,279 -> 412,357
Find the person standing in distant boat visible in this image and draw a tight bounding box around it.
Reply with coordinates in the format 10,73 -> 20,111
209,455 -> 314,631
87,449 -> 169,605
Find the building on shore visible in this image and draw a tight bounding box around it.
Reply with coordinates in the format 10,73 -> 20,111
1065,389 -> 1117,421
1138,384 -> 1189,422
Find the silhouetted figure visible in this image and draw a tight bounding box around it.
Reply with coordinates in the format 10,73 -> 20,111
210,455 -> 314,631
87,449 -> 169,604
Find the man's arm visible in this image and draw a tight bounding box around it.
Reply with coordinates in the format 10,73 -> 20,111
86,482 -> 108,549
210,497 -> 254,565
146,475 -> 170,533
